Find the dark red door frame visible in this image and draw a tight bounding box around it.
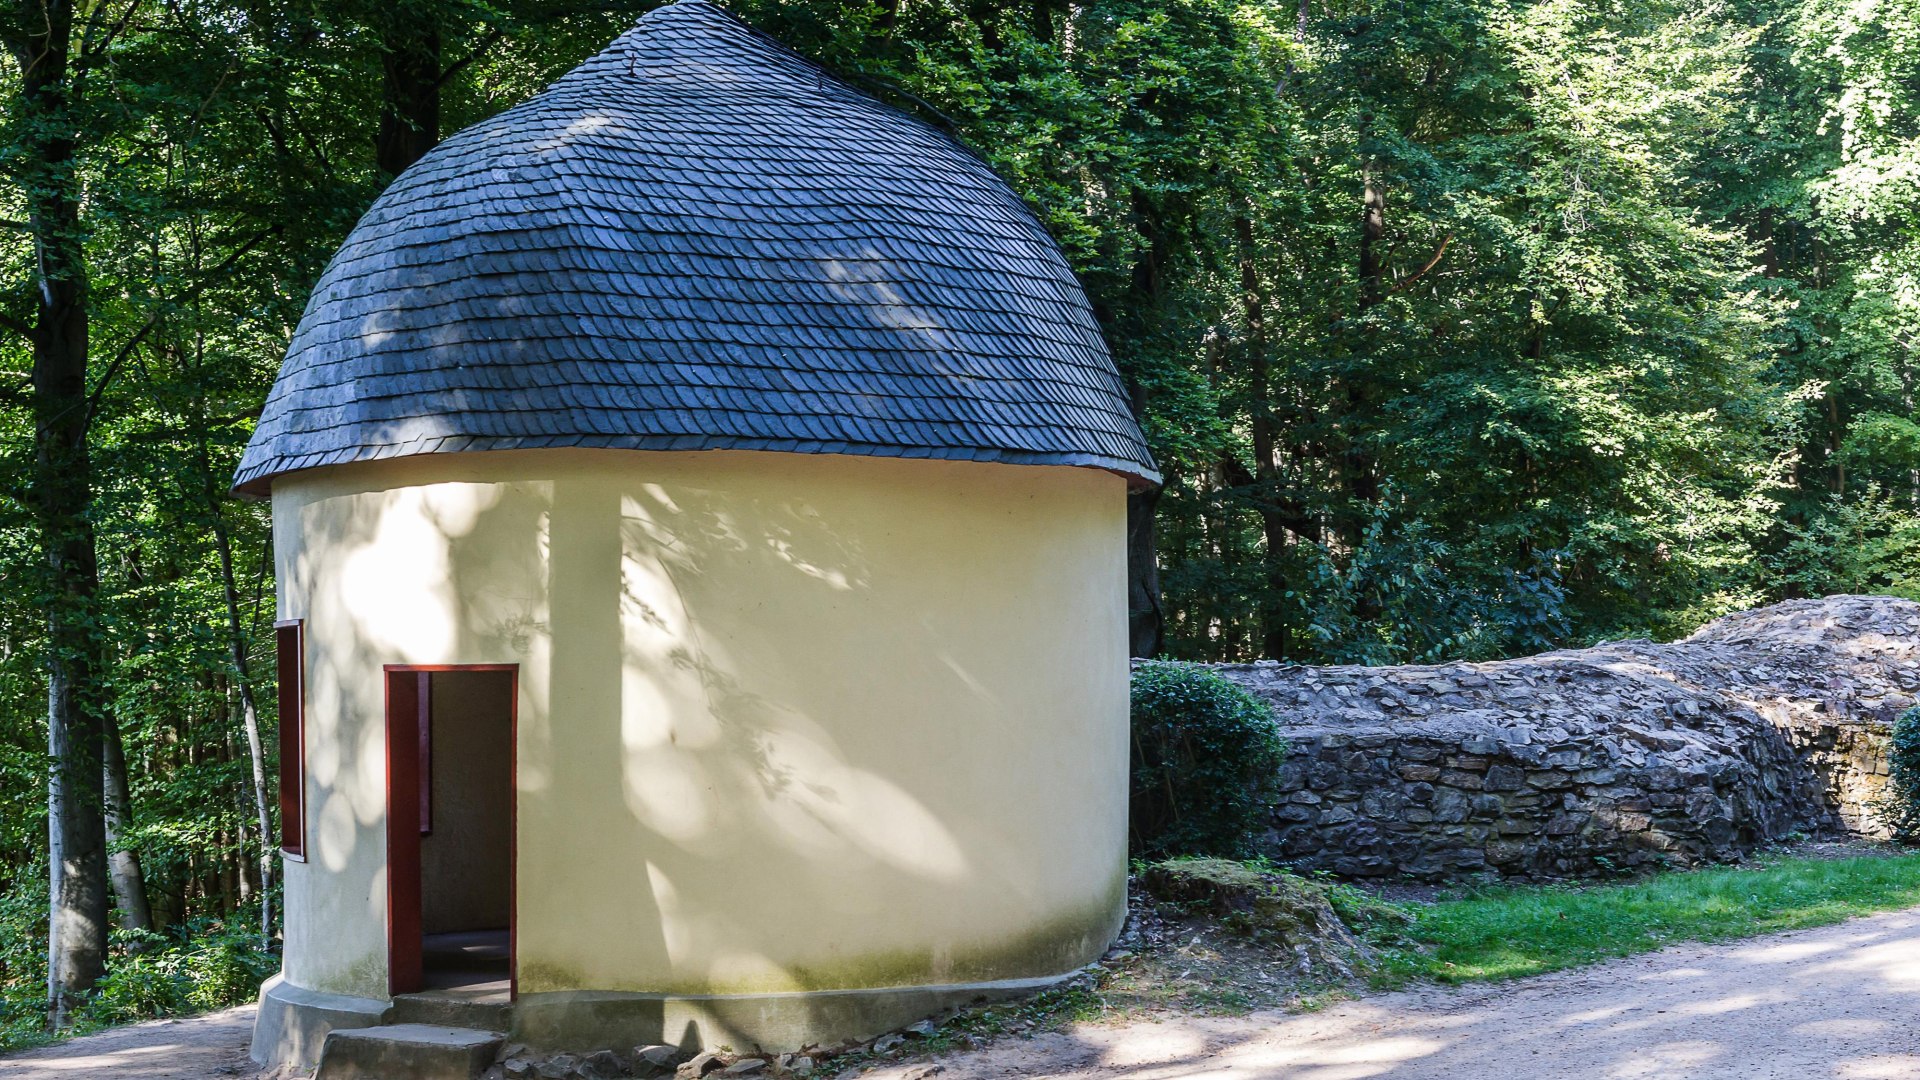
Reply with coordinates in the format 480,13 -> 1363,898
275,621 -> 307,861
383,664 -> 519,999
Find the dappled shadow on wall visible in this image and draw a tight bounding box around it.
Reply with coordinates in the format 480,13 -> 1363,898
295,451 -> 1092,1041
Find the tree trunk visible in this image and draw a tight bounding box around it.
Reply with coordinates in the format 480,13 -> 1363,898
1359,164 -> 1386,310
1903,353 -> 1917,509
375,8 -> 441,177
102,721 -> 152,932
1343,158 -> 1387,535
8,0 -> 111,1029
180,217 -> 276,935
212,506 -> 275,939
1826,392 -> 1845,495
1127,486 -> 1163,657
1236,214 -> 1296,661
1031,0 -> 1066,45
1118,191 -> 1180,657
966,1 -> 1002,51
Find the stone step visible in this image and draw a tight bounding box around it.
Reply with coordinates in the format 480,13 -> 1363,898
315,1023 -> 505,1080
390,991 -> 515,1032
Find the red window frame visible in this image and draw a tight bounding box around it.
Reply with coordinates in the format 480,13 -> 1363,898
276,619 -> 307,860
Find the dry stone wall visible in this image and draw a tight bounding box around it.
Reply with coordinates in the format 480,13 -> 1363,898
1204,596 -> 1920,880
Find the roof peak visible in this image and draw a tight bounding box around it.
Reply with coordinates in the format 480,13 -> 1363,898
598,0 -> 837,89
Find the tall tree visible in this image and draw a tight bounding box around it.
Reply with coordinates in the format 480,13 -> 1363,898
1,0 -> 112,1026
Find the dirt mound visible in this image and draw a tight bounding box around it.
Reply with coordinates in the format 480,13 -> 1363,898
1139,859 -> 1375,978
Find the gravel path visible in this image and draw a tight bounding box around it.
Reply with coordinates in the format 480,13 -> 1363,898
863,906 -> 1920,1080
7,908 -> 1920,1079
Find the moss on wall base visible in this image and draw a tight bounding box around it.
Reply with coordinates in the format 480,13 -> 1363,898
250,964 -> 1106,1068
251,875 -> 1124,1067
517,868 -> 1126,998
509,970 -> 1089,1055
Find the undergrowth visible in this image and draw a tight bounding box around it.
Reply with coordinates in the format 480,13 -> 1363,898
0,919 -> 274,1053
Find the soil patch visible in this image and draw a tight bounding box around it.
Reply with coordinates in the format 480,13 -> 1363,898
849,904 -> 1920,1079
0,1005 -> 268,1080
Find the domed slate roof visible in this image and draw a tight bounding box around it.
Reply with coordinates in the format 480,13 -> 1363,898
233,0 -> 1157,496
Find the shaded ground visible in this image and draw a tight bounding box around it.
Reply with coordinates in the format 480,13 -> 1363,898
0,1005 -> 260,1079
855,905 -> 1920,1079
9,901 -> 1920,1078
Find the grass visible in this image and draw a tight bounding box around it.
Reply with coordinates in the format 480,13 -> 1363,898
1369,851 -> 1920,985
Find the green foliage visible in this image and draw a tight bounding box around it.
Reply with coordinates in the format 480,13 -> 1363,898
1128,662 -> 1287,858
1319,877 -> 1415,942
1884,707 -> 1920,844
1299,507 -> 1571,665
0,862 -> 48,1050
1767,488 -> 1920,601
1368,852 -> 1920,985
0,921 -> 276,1051
71,924 -> 276,1031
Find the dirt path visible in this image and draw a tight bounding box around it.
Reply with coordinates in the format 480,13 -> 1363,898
862,906 -> 1920,1080
0,1005 -> 259,1080
9,908 -> 1920,1079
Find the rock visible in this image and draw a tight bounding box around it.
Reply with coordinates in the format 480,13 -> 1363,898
1173,596 -> 1920,881
504,1060 -> 536,1079
1485,765 -> 1527,791
580,1049 -> 625,1078
720,1060 -> 766,1075
1140,858 -> 1367,976
788,1055 -> 814,1073
904,1019 -> 939,1038
872,1033 -> 906,1053
537,1056 -> 578,1080
677,1051 -> 726,1078
634,1045 -> 682,1075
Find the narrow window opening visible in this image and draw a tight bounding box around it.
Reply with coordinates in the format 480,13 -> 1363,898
276,620 -> 306,860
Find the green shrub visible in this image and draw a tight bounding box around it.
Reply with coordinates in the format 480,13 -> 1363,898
1129,661 -> 1288,857
1886,706 -> 1920,844
72,921 -> 276,1029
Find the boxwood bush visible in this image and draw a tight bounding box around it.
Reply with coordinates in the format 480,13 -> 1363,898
1886,705 -> 1920,845
1130,661 -> 1288,858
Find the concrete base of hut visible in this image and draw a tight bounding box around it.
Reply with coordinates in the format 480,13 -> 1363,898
250,975 -> 394,1072
250,967 -> 1085,1071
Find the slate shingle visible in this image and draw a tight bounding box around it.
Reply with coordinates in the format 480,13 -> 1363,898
232,0 -> 1157,497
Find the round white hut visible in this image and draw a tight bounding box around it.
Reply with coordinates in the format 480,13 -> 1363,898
240,0 -> 1157,1068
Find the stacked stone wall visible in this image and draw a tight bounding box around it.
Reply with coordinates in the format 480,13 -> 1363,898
1198,596 -> 1920,880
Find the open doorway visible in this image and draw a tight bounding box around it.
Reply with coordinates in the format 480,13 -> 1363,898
385,666 -> 517,999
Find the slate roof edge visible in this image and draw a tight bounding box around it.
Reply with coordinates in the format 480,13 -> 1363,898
231,437 -> 1162,500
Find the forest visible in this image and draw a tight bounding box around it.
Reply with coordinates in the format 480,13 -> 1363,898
0,0 -> 1915,1046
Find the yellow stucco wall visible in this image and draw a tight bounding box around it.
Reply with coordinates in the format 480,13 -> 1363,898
272,448 -> 1129,1002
